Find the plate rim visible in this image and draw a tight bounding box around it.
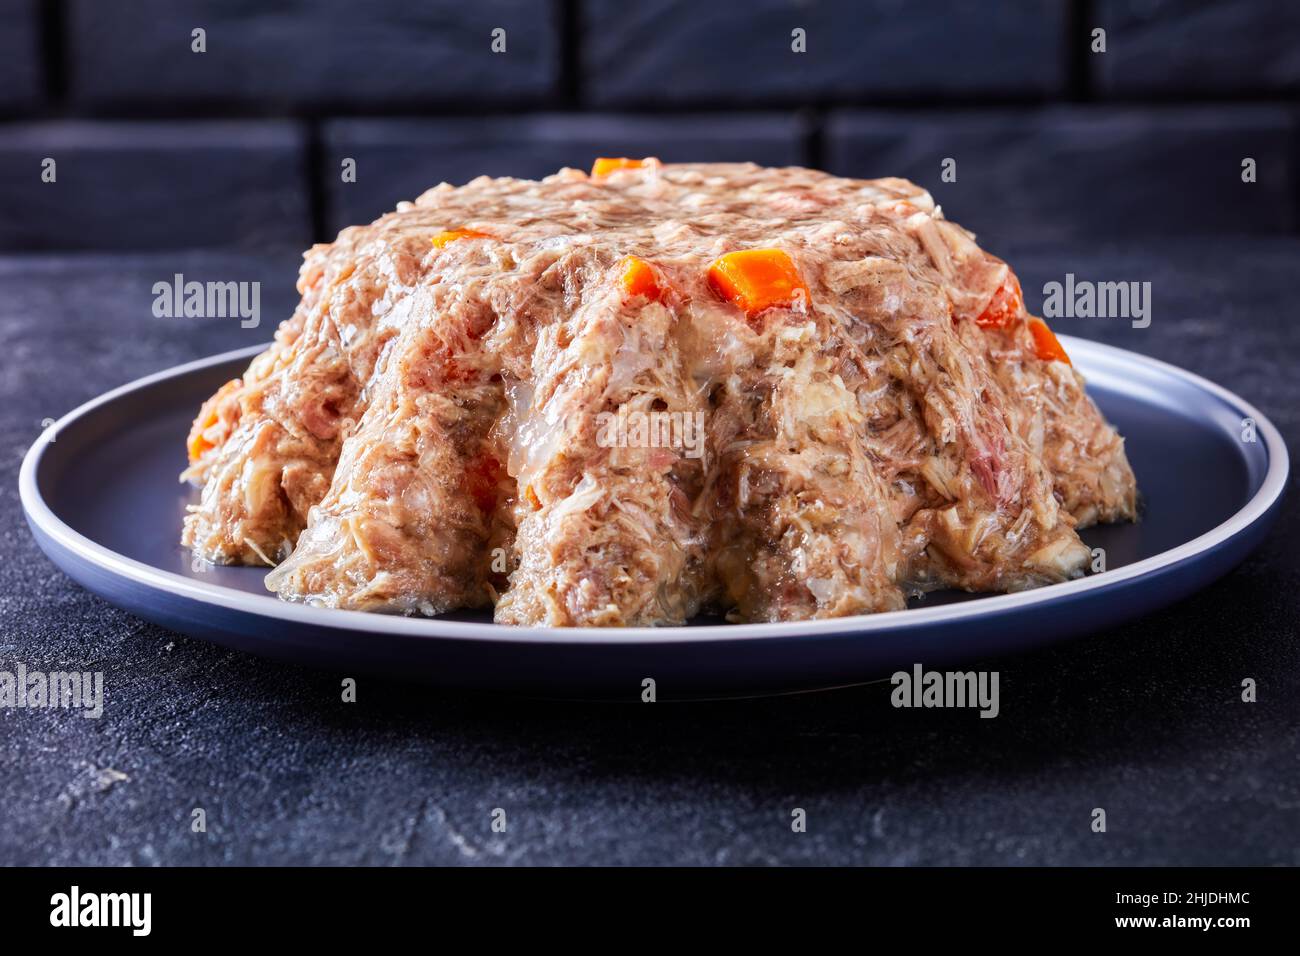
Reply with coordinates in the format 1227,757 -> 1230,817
19,336 -> 1290,646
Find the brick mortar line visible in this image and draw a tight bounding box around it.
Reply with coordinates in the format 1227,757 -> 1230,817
1,99 -> 1293,124
38,0 -> 67,104
1068,0 -> 1093,103
305,120 -> 329,246
559,0 -> 581,109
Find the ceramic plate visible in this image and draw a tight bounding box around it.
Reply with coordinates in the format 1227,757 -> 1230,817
20,337 -> 1288,698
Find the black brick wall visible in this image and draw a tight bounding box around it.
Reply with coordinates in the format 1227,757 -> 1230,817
579,0 -> 1070,105
0,0 -> 1296,251
65,0 -> 562,111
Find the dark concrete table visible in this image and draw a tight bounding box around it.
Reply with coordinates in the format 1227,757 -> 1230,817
1,239 -> 1296,866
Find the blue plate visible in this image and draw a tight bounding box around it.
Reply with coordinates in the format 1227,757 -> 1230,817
19,338 -> 1288,699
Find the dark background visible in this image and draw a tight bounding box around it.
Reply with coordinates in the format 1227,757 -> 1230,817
1,1 -> 1298,866
1,0 -> 1298,251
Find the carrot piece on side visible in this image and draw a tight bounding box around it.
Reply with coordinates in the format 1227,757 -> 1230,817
187,411 -> 220,463
591,157 -> 649,178
974,273 -> 1024,328
186,378 -> 242,463
523,484 -> 542,510
1028,318 -> 1071,365
707,249 -> 810,317
619,255 -> 667,303
431,228 -> 490,249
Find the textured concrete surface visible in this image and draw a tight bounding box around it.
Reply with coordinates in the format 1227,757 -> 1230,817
0,240 -> 1297,865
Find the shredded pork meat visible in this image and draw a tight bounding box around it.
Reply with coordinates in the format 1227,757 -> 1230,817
182,161 -> 1137,626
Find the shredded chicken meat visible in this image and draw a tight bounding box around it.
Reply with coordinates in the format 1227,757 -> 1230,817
181,161 -> 1137,626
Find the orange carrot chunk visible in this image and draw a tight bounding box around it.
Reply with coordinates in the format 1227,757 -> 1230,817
186,378 -> 241,463
524,484 -> 542,510
187,410 -> 219,463
1028,318 -> 1071,365
591,157 -> 648,178
619,255 -> 667,303
707,249 -> 810,317
431,228 -> 490,249
974,273 -> 1024,328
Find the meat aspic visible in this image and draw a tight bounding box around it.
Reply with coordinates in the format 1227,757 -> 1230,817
181,160 -> 1137,626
